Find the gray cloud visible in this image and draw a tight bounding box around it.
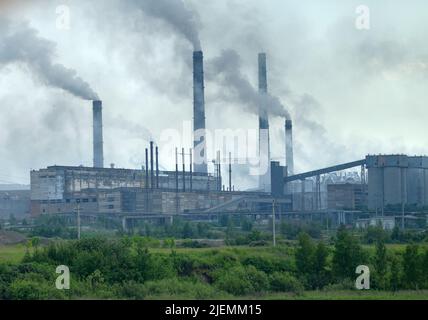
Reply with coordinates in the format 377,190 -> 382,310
0,17 -> 98,100
207,49 -> 291,119
133,0 -> 201,50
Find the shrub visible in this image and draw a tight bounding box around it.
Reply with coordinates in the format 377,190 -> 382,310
269,272 -> 303,293
142,278 -> 221,299
214,265 -> 269,296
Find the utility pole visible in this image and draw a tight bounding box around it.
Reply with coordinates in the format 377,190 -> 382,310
272,199 -> 276,247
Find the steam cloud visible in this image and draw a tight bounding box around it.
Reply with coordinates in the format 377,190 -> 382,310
136,0 -> 201,51
207,49 -> 290,120
0,18 -> 98,100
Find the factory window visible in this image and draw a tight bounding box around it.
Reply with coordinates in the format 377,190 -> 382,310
66,199 -> 70,203
83,198 -> 89,203
107,197 -> 115,202
108,205 -> 114,209
92,198 -> 97,202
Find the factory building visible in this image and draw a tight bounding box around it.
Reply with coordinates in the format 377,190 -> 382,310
30,165 -> 220,216
327,183 -> 367,210
366,155 -> 428,211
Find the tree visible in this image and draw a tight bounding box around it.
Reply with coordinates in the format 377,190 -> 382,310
332,225 -> 364,280
31,237 -> 41,252
402,244 -> 421,289
295,233 -> 330,289
182,222 -> 194,239
373,236 -> 388,289
389,254 -> 402,292
295,233 -> 316,276
313,241 -> 330,289
422,248 -> 428,288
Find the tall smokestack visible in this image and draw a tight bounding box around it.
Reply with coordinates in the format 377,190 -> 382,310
92,100 -> 104,168
258,53 -> 271,192
193,51 -> 208,174
285,119 -> 294,176
150,141 -> 154,189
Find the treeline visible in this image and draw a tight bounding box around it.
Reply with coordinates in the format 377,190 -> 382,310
0,226 -> 428,299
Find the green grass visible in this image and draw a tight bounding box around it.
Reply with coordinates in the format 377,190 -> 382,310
142,290 -> 428,300
252,290 -> 428,300
0,244 -> 27,264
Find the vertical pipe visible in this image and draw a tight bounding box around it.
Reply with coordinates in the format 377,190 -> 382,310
229,152 -> 232,192
155,146 -> 159,189
301,179 -> 305,212
189,148 -> 193,191
272,199 -> 276,247
92,100 -> 104,168
150,141 -> 154,189
175,148 -> 179,193
217,151 -> 221,191
182,148 -> 186,192
193,51 -> 208,174
145,148 -> 149,189
285,119 -> 294,176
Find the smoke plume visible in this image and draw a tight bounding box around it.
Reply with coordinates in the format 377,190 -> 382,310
207,49 -> 290,119
136,0 -> 201,51
0,17 -> 98,100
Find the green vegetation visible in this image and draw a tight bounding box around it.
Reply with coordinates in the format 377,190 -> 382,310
0,225 -> 427,300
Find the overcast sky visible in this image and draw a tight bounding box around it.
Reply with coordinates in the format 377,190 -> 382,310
0,0 -> 427,189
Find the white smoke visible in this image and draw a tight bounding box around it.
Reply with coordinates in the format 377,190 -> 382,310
0,17 -> 98,100
207,49 -> 291,120
135,0 -> 201,51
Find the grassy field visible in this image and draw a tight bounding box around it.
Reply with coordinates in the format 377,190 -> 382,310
254,291 -> 428,300
0,244 -> 27,264
1,243 -> 428,300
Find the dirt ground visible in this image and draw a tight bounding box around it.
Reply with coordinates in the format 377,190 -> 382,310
0,230 -> 27,245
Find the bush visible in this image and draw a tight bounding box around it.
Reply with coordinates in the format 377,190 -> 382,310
9,277 -> 67,300
323,278 -> 355,291
214,265 -> 269,296
269,272 -> 303,293
142,278 -> 222,299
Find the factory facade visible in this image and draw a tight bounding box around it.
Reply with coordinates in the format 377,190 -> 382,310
30,165 -> 222,216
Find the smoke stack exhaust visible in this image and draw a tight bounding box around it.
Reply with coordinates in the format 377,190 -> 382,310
92,100 -> 104,168
258,53 -> 271,192
285,119 -> 294,176
193,51 -> 208,174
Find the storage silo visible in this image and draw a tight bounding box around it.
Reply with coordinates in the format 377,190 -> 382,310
407,156 -> 425,207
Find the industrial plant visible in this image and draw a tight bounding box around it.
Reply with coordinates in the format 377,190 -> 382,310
1,48 -> 416,233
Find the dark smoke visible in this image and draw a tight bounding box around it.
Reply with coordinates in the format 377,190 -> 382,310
207,49 -> 290,119
0,17 -> 98,100
135,0 -> 201,50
